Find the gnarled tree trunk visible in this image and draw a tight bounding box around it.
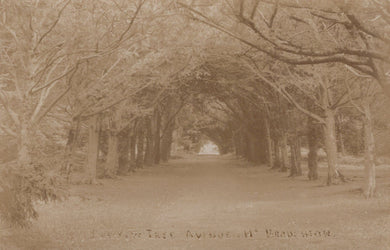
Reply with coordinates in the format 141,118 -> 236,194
323,108 -> 342,185
320,82 -> 343,185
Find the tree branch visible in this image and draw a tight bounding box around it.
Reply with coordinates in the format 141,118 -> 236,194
33,85 -> 71,125
112,0 -> 146,49
33,0 -> 71,51
32,63 -> 79,124
243,58 -> 326,124
0,91 -> 20,127
179,3 -> 377,70
31,64 -> 75,94
346,13 -> 390,44
0,124 -> 17,138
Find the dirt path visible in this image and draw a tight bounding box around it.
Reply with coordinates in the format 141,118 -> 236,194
2,155 -> 390,249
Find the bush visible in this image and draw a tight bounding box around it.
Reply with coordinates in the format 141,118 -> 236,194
0,162 -> 66,227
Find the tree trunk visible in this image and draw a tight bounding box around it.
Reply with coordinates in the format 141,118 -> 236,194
247,132 -> 256,162
296,137 -> 302,175
105,112 -> 121,177
16,117 -> 33,167
136,120 -> 145,169
233,132 -> 242,157
241,130 -> 249,159
233,131 -> 244,158
128,120 -> 138,171
105,130 -> 119,177
154,108 -> 161,164
289,136 -> 302,177
307,116 -> 319,180
278,99 -> 288,172
273,138 -> 281,169
129,134 -> 136,171
161,117 -> 175,162
362,101 -> 376,198
338,131 -> 346,156
336,115 -> 346,155
289,141 -> 297,176
86,115 -> 100,184
118,127 -> 130,174
320,80 -> 343,185
280,132 -> 288,172
323,108 -> 342,185
264,115 -> 274,168
144,117 -> 154,165
63,118 -> 81,181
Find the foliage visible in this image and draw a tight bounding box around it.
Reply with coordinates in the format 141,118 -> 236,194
0,162 -> 65,227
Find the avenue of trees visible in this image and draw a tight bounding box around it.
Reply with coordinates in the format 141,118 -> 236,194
0,0 -> 389,226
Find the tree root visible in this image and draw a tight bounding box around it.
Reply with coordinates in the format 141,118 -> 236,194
326,170 -> 349,185
288,172 -> 302,178
335,170 -> 347,183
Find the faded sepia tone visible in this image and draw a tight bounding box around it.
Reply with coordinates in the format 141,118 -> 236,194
0,0 -> 390,249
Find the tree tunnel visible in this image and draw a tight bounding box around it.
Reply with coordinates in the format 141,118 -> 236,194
60,54 -> 280,185
2,0 -> 390,229
2,0 -> 373,192
39,45 -> 348,191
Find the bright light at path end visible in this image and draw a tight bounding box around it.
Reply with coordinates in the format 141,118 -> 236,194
198,141 -> 220,155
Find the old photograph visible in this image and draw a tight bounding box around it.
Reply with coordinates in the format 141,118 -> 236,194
0,0 -> 390,249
